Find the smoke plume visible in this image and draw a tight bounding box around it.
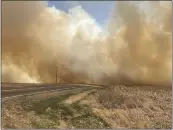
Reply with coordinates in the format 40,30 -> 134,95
2,1 -> 172,86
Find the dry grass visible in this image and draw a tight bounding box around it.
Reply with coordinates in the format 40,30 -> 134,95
79,85 -> 172,129
2,87 -> 109,129
2,85 -> 172,129
64,89 -> 96,104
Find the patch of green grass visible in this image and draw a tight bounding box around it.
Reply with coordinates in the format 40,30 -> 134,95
23,88 -> 110,128
28,92 -> 74,114
71,113 -> 110,129
31,116 -> 59,129
70,103 -> 110,128
3,122 -> 17,129
152,121 -> 171,129
28,92 -> 76,128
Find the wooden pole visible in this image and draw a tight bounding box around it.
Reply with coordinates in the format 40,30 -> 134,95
56,66 -> 57,83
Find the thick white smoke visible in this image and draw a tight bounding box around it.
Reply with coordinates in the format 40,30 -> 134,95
2,1 -> 172,86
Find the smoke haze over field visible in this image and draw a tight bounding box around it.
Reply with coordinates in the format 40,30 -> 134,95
2,1 -> 172,86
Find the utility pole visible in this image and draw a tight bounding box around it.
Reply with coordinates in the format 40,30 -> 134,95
56,66 -> 57,83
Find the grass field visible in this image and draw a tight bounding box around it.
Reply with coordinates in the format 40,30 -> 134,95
2,85 -> 172,129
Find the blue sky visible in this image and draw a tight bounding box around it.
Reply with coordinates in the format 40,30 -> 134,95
47,1 -> 115,26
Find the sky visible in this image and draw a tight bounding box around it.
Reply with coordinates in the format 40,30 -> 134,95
47,1 -> 115,26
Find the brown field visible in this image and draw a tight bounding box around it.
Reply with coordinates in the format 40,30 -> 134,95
2,84 -> 172,129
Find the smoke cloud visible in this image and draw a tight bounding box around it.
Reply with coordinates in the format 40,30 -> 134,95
2,1 -> 172,86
